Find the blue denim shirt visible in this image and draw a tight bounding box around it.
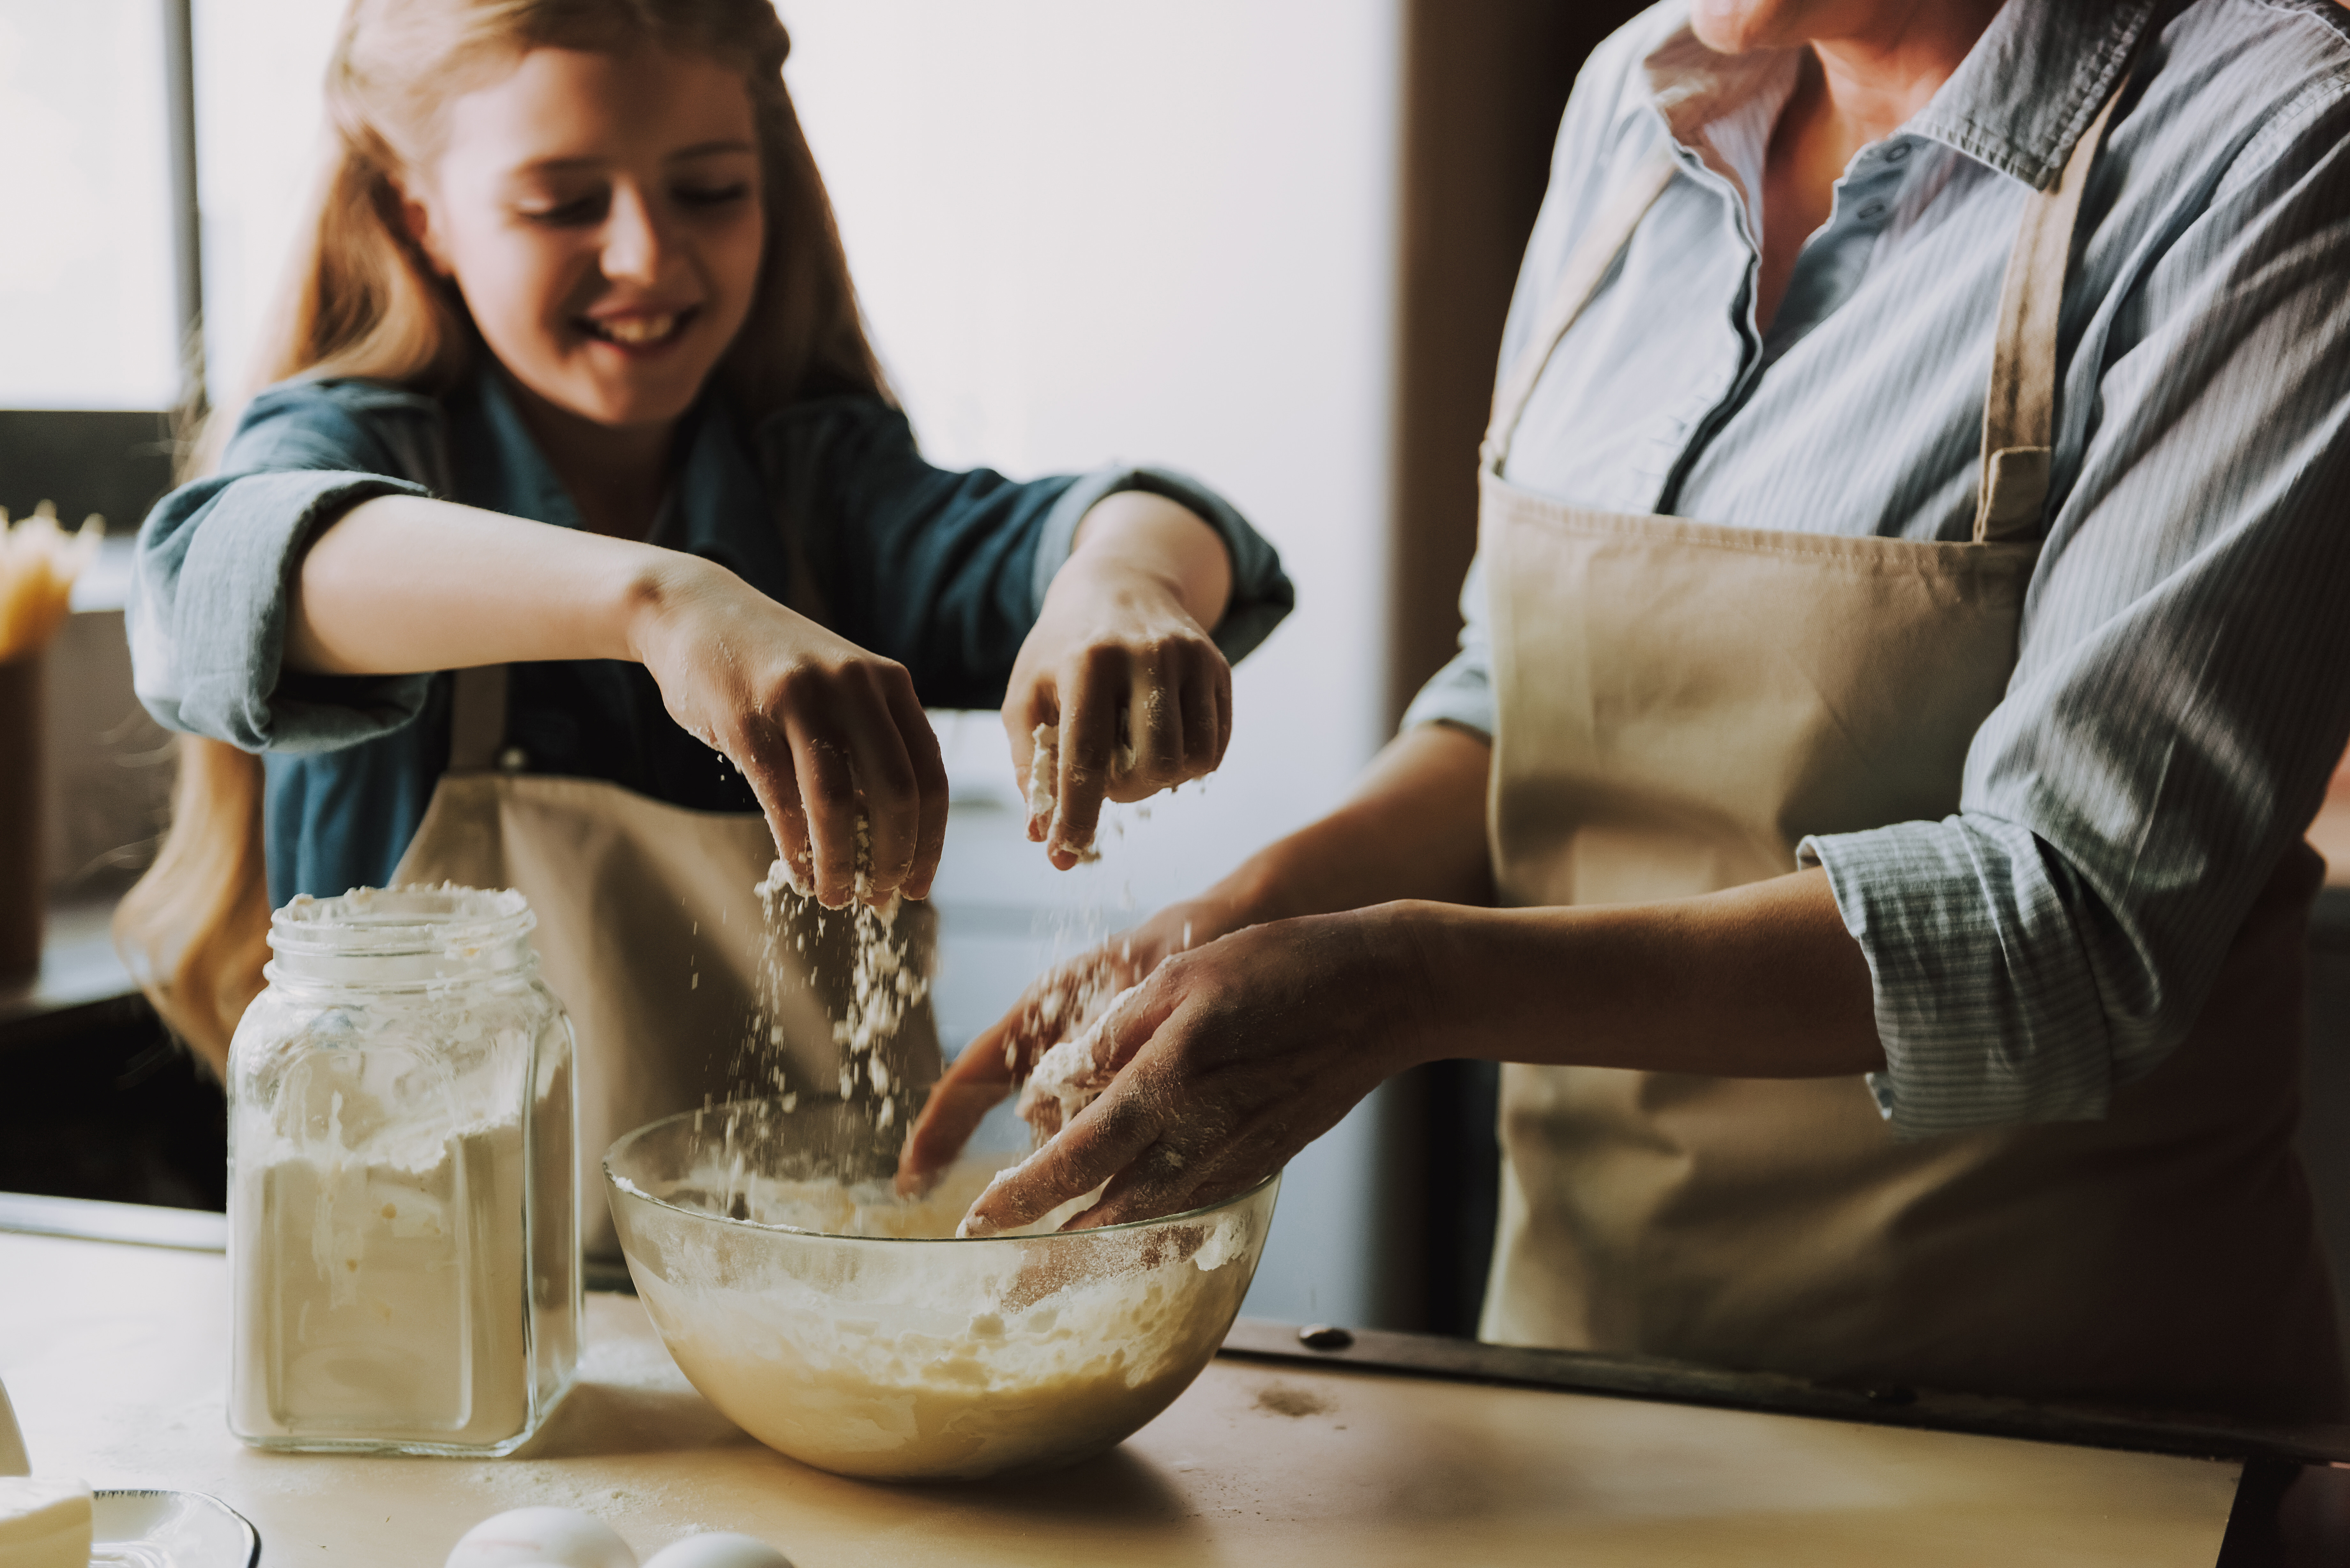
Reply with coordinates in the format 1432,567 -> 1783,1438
130,371 -> 1292,904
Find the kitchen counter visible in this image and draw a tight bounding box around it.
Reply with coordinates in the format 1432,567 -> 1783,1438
4,1225 -> 2330,1567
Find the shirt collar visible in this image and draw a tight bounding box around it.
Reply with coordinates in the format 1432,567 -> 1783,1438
1642,31 -> 1801,214
1907,0 -> 2158,190
1643,0 -> 2161,193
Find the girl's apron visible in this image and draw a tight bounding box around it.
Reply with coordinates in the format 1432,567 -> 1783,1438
391,665 -> 940,1259
1477,79 -> 2345,1422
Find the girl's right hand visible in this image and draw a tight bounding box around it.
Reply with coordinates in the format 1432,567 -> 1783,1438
629,556 -> 948,908
895,894 -> 1238,1191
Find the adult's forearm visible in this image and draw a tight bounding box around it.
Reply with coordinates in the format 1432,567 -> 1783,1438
284,494 -> 707,675
1198,722 -> 1498,931
1174,721 -> 1878,1078
1394,866 -> 1882,1078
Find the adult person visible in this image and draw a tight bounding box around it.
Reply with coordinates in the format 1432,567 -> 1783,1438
905,0 -> 2350,1423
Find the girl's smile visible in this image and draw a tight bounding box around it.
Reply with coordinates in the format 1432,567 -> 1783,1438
579,307 -> 697,350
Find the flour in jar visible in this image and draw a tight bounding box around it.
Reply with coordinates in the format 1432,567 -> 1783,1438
229,1048 -> 569,1446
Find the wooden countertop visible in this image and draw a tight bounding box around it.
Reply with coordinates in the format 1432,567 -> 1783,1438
0,1230 -> 2258,1567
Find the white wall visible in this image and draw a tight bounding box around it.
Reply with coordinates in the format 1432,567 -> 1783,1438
188,0 -> 1413,1330
782,0 -> 1399,910
191,0 -> 346,408
780,3 -> 1407,1329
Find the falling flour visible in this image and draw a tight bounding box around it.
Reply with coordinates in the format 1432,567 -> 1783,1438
749,812 -> 929,1134
608,765 -> 1270,1481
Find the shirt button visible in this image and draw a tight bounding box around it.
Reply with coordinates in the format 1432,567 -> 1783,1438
497,746 -> 530,773
1884,142 -> 1912,164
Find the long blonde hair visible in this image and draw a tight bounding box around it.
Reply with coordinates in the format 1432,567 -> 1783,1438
117,0 -> 885,1073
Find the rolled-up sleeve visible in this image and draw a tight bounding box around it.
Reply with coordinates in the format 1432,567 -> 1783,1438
1804,100 -> 2350,1138
130,384 -> 443,752
1029,464 -> 1293,664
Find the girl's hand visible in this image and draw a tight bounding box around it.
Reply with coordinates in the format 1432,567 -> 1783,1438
630,557 -> 947,908
286,497 -> 947,906
896,895 -> 1237,1190
1005,491 -> 1236,868
947,907 -> 1427,1234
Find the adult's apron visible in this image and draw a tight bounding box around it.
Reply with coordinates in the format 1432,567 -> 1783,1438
391,665 -> 942,1259
1477,74 -> 2346,1423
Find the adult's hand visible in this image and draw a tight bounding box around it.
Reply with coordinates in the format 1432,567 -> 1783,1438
951,906 -> 1428,1235
1004,490 -> 1234,867
895,722 -> 1500,1196
288,495 -> 948,910
629,557 -> 947,908
896,895 -> 1229,1192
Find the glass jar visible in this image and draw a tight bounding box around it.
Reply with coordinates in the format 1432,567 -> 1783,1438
226,886 -> 578,1455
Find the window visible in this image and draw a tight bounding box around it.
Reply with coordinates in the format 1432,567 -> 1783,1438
191,0 -> 342,405
0,1 -> 182,410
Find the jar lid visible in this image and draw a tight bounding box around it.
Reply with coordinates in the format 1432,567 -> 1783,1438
268,884 -> 535,959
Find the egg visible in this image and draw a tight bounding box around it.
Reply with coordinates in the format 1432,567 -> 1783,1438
444,1507 -> 638,1568
641,1533 -> 794,1568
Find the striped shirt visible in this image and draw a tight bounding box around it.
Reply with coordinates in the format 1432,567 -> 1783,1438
1403,0 -> 2350,1135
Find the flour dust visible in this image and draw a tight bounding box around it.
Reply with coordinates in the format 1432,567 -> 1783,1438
737,814 -> 930,1142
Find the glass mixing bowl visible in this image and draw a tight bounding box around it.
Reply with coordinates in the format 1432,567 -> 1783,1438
604,1098 -> 1280,1482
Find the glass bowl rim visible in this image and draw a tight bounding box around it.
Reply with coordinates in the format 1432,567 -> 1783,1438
602,1103 -> 1280,1247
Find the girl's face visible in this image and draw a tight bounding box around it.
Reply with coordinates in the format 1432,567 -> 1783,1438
401,45 -> 765,432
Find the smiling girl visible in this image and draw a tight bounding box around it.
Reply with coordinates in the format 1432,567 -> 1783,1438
118,0 -> 1290,1241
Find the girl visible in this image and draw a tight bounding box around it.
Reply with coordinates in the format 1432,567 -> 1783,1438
119,0 -> 1291,1250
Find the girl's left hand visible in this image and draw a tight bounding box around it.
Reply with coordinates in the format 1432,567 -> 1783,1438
1006,507 -> 1233,867
954,906 -> 1425,1236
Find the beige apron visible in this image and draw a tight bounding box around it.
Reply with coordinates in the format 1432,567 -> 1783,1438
1477,81 -> 2346,1423
391,666 -> 941,1258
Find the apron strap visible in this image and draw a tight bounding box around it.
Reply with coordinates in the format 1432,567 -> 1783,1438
1481,149 -> 1679,473
448,665 -> 510,774
1971,77 -> 2130,543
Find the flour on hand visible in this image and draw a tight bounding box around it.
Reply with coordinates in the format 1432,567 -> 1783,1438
1025,722 -> 1058,840
1025,721 -> 1102,864
1014,982 -> 1140,1140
